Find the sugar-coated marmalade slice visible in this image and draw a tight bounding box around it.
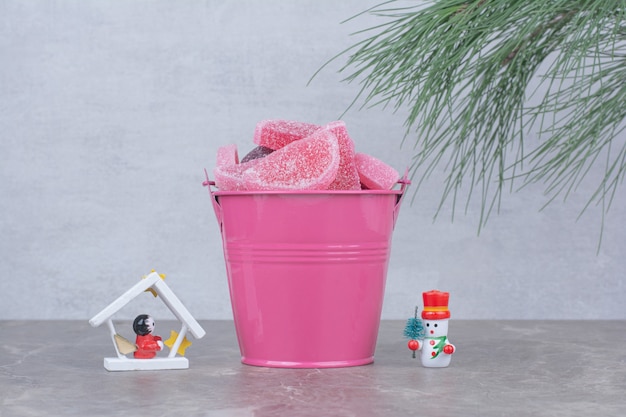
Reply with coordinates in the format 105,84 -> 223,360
354,152 -> 399,190
243,128 -> 340,190
253,119 -> 321,150
213,159 -> 261,191
215,144 -> 239,168
325,121 -> 361,190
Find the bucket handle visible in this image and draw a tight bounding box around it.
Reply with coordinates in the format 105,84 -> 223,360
202,169 -> 223,229
394,168 -> 411,228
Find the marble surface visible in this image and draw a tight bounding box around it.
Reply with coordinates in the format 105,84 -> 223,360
1,320 -> 625,416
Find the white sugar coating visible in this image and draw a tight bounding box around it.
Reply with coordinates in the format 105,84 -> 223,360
216,144 -> 239,168
213,159 -> 260,190
253,119 -> 322,150
243,128 -> 340,190
354,152 -> 400,190
325,121 -> 361,190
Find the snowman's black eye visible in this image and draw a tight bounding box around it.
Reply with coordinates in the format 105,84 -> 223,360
434,323 -> 438,327
426,323 -> 430,327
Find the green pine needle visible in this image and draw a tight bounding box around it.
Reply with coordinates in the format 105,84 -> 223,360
324,0 -> 626,232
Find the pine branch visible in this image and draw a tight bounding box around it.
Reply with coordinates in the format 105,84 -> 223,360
329,0 -> 626,230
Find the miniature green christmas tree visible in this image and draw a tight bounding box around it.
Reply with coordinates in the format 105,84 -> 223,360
403,306 -> 425,358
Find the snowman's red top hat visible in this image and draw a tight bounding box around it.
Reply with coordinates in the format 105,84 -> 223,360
422,290 -> 450,320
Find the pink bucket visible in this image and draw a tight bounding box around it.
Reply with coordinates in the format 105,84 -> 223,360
204,172 -> 409,368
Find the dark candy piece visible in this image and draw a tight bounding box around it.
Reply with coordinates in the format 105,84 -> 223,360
241,146 -> 275,163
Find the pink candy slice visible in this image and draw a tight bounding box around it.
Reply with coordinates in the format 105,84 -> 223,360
243,128 -> 340,191
215,144 -> 239,168
325,121 -> 361,190
254,119 -> 321,150
354,152 -> 400,190
213,160 -> 259,191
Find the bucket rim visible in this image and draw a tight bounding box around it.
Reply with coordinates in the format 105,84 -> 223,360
202,168 -> 411,196
207,188 -> 406,196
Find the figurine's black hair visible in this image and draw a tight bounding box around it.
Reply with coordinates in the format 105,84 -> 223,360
133,314 -> 152,336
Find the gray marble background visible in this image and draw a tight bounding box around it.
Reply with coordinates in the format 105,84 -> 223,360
1,1 -> 624,321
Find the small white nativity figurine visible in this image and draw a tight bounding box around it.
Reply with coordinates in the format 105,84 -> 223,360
406,290 -> 455,368
89,270 -> 206,371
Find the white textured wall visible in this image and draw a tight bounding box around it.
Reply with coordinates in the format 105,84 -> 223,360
1,1 -> 624,321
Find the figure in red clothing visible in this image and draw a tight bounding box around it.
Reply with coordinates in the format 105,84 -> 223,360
132,314 -> 164,359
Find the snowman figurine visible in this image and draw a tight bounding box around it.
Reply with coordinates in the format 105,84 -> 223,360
408,290 -> 455,368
